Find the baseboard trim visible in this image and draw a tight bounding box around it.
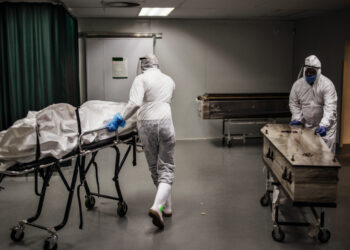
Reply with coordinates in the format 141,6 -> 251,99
176,137 -> 221,141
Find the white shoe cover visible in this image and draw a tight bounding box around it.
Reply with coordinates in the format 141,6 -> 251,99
151,183 -> 171,211
163,194 -> 172,217
149,183 -> 171,227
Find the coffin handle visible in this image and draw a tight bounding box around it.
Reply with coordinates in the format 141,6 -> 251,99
266,148 -> 274,161
282,167 -> 292,184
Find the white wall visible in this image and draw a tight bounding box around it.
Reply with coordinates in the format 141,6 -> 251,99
293,9 -> 350,143
79,19 -> 295,139
85,38 -> 153,102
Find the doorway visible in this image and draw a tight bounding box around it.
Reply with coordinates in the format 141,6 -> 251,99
341,41 -> 350,149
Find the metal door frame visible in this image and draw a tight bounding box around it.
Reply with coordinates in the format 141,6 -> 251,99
79,32 -> 162,102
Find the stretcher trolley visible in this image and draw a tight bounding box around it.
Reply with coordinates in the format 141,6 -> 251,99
0,109 -> 82,250
259,124 -> 341,243
0,108 -> 139,250
76,126 -> 139,229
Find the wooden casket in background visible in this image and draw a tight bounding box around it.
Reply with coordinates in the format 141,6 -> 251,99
197,93 -> 291,119
261,124 -> 341,207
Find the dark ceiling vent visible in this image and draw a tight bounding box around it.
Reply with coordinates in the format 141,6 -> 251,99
102,1 -> 140,8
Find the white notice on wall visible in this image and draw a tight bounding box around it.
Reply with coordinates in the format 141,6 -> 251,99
112,57 -> 128,79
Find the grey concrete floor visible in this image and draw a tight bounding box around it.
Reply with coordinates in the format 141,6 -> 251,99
0,140 -> 350,250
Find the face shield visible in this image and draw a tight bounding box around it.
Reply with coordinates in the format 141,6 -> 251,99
136,57 -> 144,75
296,65 -> 321,85
304,65 -> 319,85
296,55 -> 322,83
137,54 -> 159,75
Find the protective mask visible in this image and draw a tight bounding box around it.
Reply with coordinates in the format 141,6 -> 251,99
305,74 -> 317,85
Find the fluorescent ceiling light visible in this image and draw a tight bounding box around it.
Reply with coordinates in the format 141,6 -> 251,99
139,7 -> 174,16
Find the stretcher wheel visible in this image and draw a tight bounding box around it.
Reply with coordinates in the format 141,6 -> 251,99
227,141 -> 232,148
260,194 -> 270,207
272,227 -> 285,242
44,235 -> 58,250
85,196 -> 96,210
10,226 -> 24,242
222,137 -> 225,145
318,229 -> 331,243
117,202 -> 128,217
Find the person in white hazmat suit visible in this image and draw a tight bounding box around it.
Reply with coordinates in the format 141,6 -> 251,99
289,55 -> 338,153
106,54 -> 176,229
271,55 -> 338,231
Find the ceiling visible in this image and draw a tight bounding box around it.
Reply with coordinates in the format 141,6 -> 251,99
61,0 -> 350,19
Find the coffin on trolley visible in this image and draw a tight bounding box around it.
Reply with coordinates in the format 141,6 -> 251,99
261,124 -> 340,206
197,93 -> 291,119
197,93 -> 291,146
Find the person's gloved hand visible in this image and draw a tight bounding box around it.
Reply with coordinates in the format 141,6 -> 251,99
105,113 -> 126,132
289,120 -> 302,125
316,126 -> 327,137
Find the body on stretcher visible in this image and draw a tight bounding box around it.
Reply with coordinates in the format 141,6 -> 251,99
0,101 -> 140,250
0,100 -> 137,170
0,126 -> 139,250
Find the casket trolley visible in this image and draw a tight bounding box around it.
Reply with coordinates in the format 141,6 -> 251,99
259,124 -> 340,243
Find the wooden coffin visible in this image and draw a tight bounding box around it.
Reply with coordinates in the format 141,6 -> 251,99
197,93 -> 290,119
261,124 -> 341,207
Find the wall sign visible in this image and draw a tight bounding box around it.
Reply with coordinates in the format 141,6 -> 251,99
112,57 -> 128,79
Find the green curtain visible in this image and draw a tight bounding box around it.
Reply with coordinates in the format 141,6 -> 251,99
0,2 -> 80,131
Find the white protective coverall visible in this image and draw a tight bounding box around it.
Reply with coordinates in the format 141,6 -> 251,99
122,54 -> 175,228
122,55 -> 176,185
289,55 -> 337,153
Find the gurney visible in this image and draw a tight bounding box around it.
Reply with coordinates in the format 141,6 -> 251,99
0,101 -> 139,250
0,101 -> 136,169
76,126 -> 139,229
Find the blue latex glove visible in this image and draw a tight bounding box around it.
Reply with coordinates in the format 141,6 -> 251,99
316,126 -> 327,137
105,113 -> 126,132
289,120 -> 302,125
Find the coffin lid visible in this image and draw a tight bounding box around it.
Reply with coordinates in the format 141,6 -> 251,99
261,124 -> 341,168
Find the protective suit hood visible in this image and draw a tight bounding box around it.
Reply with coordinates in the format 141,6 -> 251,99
141,54 -> 159,72
303,55 -> 322,85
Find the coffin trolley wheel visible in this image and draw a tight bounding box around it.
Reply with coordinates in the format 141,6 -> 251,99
227,141 -> 232,148
272,227 -> 285,242
85,196 -> 96,210
260,193 -> 270,207
318,229 -> 331,243
117,202 -> 128,217
10,225 -> 24,242
43,235 -> 58,250
221,137 -> 225,146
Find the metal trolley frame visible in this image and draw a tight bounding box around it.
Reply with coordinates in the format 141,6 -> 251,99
0,153 -> 80,250
0,109 -> 139,250
76,127 -> 139,229
260,167 -> 333,243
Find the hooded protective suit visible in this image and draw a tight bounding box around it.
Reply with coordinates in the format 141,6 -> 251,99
122,54 -> 176,228
289,55 -> 337,153
122,54 -> 176,185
